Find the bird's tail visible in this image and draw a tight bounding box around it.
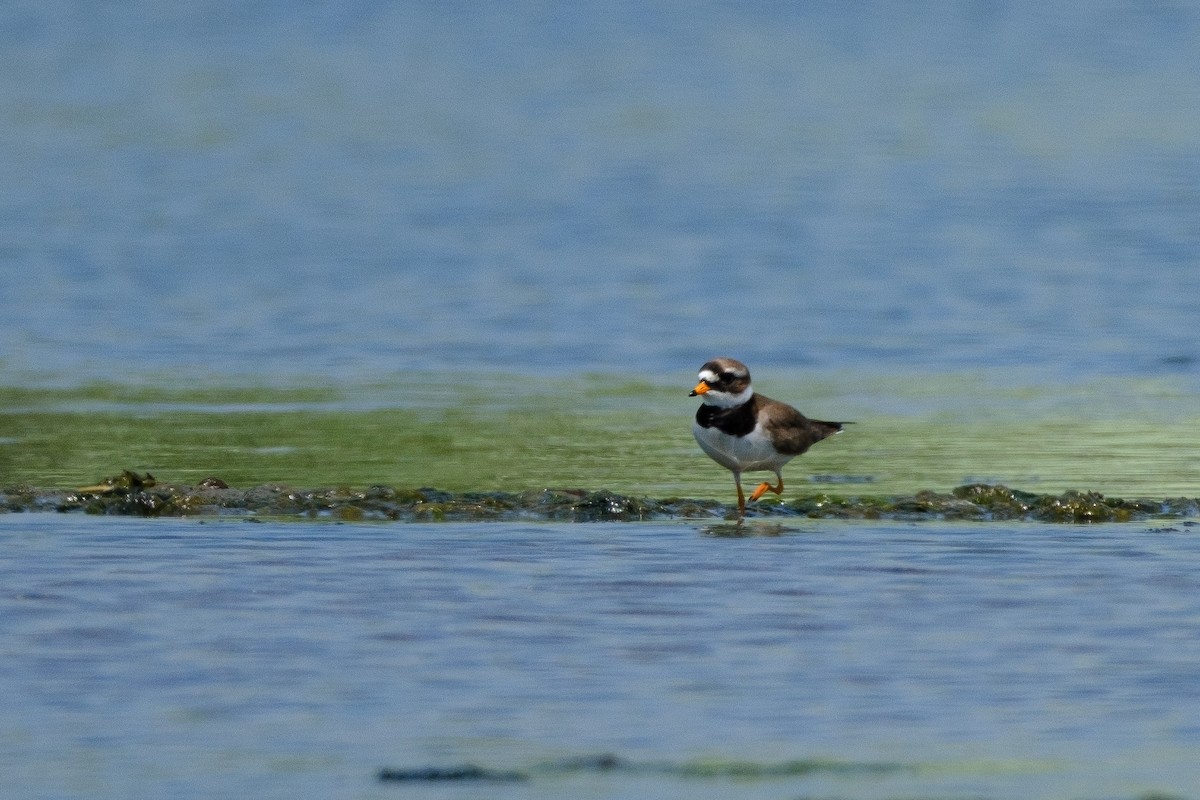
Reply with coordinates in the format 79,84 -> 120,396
813,419 -> 852,439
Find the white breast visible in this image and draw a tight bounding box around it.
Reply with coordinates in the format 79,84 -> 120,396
692,419 -> 794,474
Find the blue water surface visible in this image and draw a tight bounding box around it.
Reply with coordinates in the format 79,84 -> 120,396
2,2 -> 1200,384
2,514 -> 1199,799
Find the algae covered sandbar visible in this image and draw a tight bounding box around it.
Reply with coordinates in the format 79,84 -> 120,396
3,374 -> 1200,516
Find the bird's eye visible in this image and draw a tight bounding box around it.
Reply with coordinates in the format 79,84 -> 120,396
721,372 -> 737,382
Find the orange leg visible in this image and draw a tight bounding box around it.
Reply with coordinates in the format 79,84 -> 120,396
749,475 -> 784,503
734,477 -> 746,518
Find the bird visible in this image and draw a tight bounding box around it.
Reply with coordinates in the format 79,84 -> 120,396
689,357 -> 847,518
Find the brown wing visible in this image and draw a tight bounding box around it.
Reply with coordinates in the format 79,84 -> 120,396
756,394 -> 847,456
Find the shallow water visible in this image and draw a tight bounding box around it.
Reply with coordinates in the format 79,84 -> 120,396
3,2 -> 1200,386
3,515 -> 1199,799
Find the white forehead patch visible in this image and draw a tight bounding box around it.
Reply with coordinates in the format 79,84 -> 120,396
698,369 -> 720,383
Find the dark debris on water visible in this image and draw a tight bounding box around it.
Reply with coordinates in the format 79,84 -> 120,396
2,472 -> 1200,523
377,753 -> 908,783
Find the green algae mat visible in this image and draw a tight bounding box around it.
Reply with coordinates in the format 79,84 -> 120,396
2,373 -> 1199,519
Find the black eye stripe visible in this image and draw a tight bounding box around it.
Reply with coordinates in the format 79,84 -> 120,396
697,363 -> 748,387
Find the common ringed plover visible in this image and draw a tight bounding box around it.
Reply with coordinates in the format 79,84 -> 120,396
690,357 -> 847,517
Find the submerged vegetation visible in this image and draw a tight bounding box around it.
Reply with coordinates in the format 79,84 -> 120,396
376,753 -> 910,783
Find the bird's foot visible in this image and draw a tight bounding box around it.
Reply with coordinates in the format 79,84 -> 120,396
749,480 -> 784,503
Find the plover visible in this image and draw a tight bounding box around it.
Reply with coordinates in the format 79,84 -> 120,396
690,357 -> 846,517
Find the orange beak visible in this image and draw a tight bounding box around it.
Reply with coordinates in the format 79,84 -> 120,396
689,381 -> 710,397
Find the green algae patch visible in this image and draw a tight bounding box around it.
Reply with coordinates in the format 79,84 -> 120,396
784,484 -> 1195,523
4,374 -> 1200,503
667,757 -> 906,779
0,383 -> 688,494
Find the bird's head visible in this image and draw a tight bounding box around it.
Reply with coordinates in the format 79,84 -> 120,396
690,357 -> 753,408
